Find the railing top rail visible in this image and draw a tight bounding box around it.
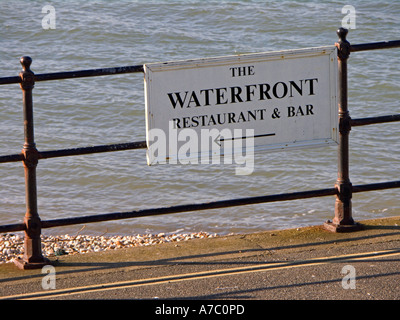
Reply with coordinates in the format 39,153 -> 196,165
0,39 -> 399,86
0,64 -> 144,85
35,64 -> 144,82
350,40 -> 400,52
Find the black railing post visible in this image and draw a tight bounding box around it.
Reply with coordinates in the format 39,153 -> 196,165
14,56 -> 50,269
325,28 -> 362,232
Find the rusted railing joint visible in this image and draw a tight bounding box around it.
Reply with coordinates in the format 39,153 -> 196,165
338,113 -> 352,134
21,147 -> 39,168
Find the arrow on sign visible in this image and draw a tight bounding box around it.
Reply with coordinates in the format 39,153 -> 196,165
214,133 -> 276,146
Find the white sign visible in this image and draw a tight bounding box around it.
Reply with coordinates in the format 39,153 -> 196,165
144,46 -> 338,165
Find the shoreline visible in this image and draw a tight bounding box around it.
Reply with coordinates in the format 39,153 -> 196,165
0,231 -> 218,264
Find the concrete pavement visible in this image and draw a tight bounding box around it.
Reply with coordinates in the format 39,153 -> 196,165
0,216 -> 399,301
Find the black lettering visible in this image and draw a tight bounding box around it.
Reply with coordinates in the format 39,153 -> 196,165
207,114 -> 217,126
200,89 -> 214,106
237,112 -> 246,122
289,80 -> 303,97
306,104 -> 314,115
230,66 -> 255,77
217,113 -> 226,125
259,83 -> 271,100
258,108 -> 267,120
248,65 -> 255,76
273,82 -> 288,99
182,116 -> 190,128
237,67 -> 246,77
247,110 -> 257,121
230,86 -> 243,103
167,91 -> 188,109
287,105 -> 314,117
167,79 -> 317,109
296,106 -> 305,116
191,116 -> 199,127
172,118 -> 181,128
187,91 -> 201,107
228,112 -> 236,123
246,84 -> 257,102
287,106 -> 295,117
216,88 -> 228,105
305,78 -> 318,95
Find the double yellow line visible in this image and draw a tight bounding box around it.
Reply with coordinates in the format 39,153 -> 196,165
2,248 -> 399,300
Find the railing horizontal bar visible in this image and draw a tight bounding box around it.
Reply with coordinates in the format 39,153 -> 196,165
0,223 -> 25,233
39,141 -> 147,159
34,65 -> 144,82
0,153 -> 24,163
40,188 -> 338,229
351,40 -> 400,52
1,180 -> 399,233
0,65 -> 144,86
351,114 -> 400,127
39,180 -> 400,229
352,180 -> 400,193
0,141 -> 147,164
0,76 -> 20,85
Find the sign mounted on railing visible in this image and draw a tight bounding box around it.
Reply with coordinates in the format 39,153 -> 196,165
144,46 -> 338,165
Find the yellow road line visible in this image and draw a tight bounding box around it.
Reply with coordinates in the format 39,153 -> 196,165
2,248 -> 399,300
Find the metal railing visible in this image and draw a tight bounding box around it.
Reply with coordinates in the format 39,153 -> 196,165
1,28 -> 399,269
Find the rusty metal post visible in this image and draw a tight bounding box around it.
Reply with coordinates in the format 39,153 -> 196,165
324,28 -> 362,232
14,56 -> 50,269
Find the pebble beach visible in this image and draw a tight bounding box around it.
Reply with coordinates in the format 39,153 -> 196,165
0,231 -> 218,264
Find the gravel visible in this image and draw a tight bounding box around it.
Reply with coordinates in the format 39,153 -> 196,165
0,231 -> 218,264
